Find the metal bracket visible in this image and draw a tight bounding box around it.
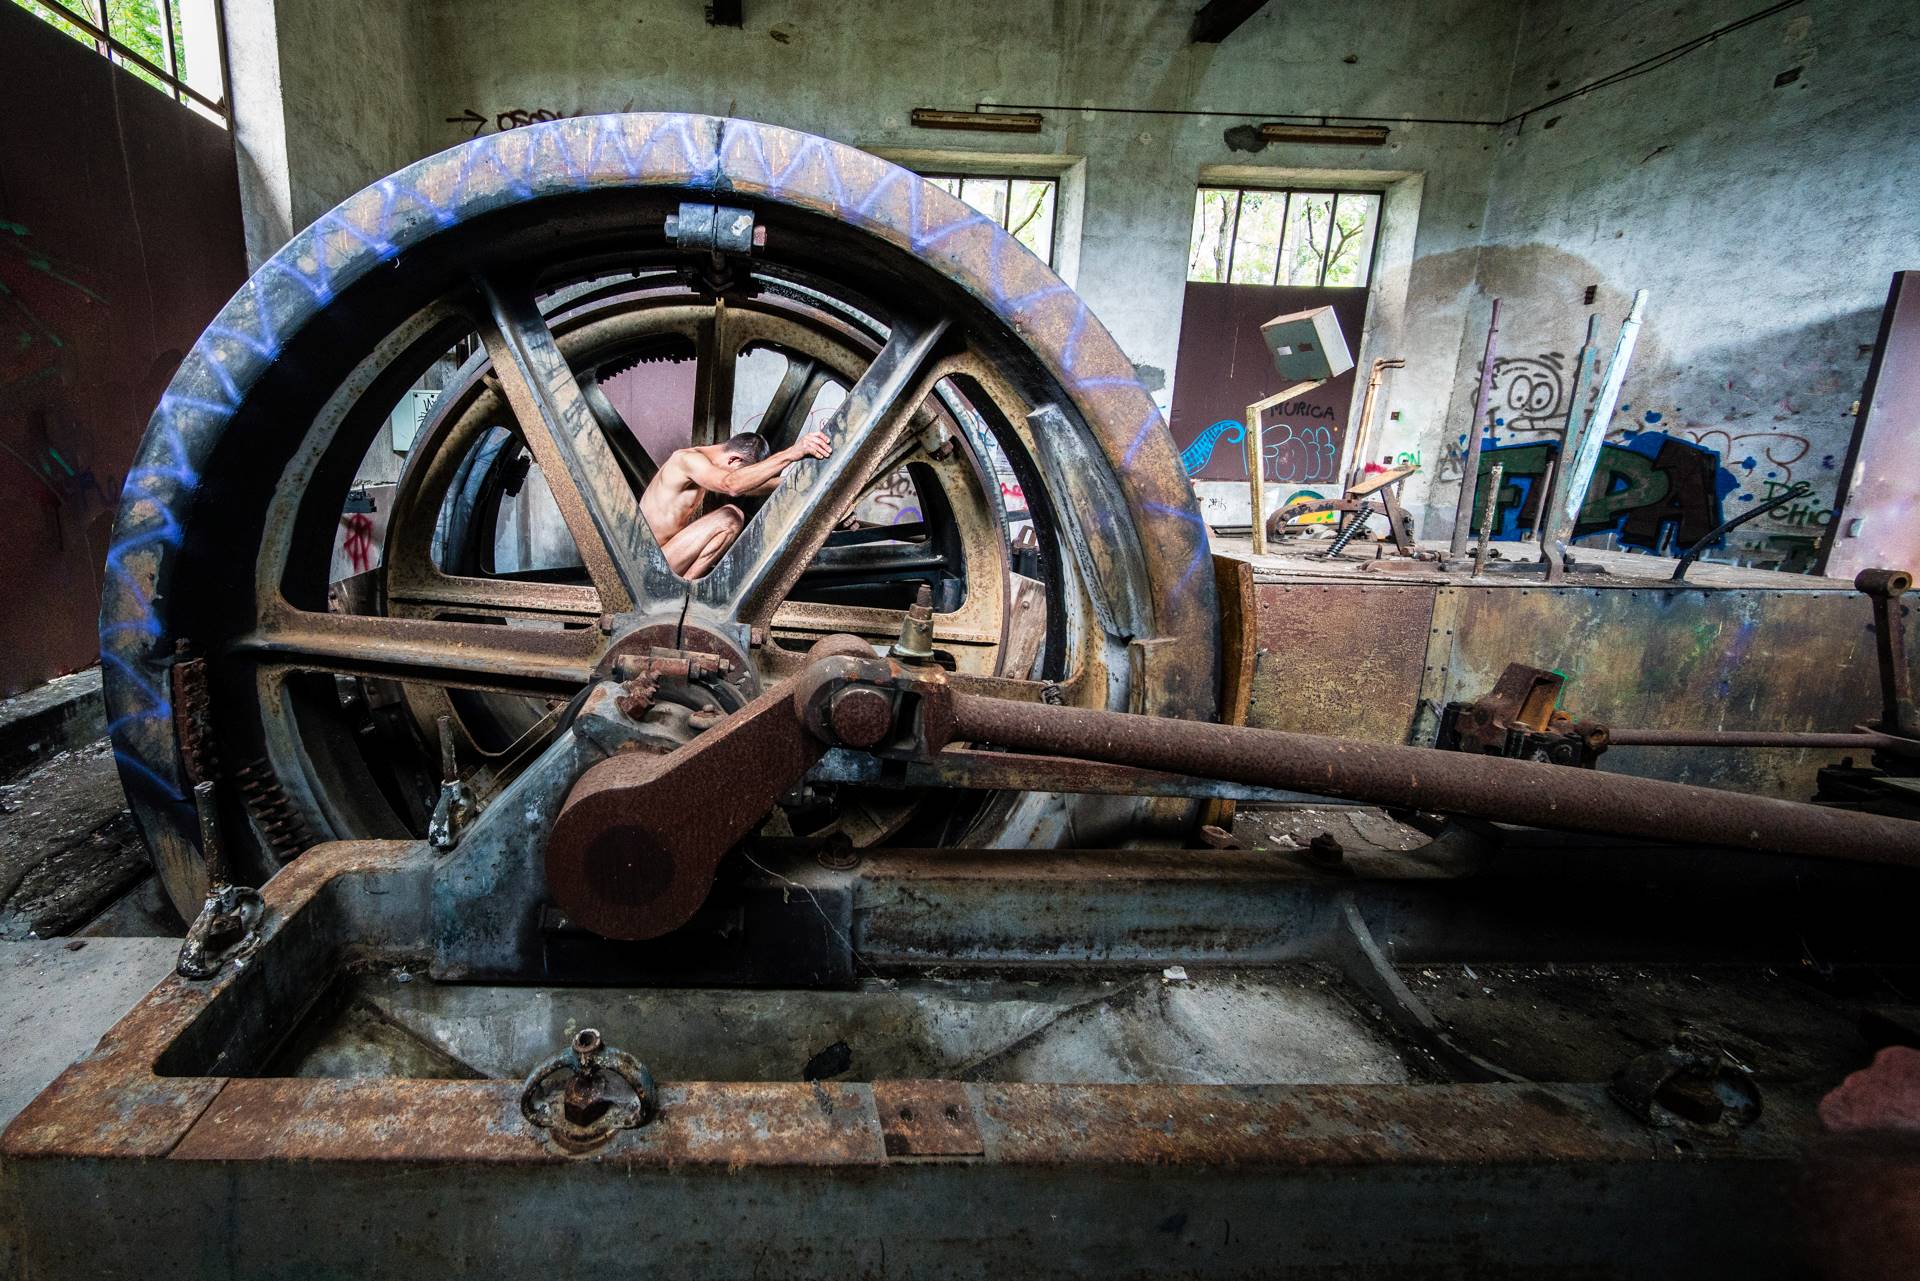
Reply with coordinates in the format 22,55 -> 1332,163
176,780 -> 265,980
665,202 -> 761,254
427,714 -> 477,850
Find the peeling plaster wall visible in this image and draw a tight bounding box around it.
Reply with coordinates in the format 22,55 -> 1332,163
1440,0 -> 1920,568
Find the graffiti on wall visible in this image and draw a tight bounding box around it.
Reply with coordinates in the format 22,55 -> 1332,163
446,104 -> 633,137
1489,352 -> 1569,432
1181,420 -> 1244,474
3,219 -> 116,537
1455,345 -> 1841,566
1467,431 -> 1736,551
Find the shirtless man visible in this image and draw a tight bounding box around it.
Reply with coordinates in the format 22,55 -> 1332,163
639,430 -> 833,578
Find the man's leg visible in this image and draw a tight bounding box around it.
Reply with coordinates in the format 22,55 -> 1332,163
660,504 -> 745,578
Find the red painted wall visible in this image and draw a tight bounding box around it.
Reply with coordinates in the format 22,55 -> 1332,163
0,3 -> 246,696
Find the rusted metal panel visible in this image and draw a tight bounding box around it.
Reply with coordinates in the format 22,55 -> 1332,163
0,5 -> 246,697
973,1081 -> 1785,1167
1245,582 -> 1435,742
1429,584 -> 1919,798
872,1080 -> 984,1157
1822,272 -> 1920,580
170,1078 -> 887,1166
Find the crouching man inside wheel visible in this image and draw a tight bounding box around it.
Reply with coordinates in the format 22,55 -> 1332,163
639,429 -> 833,578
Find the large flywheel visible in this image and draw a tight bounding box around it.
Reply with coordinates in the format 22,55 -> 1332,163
101,114 -> 1218,920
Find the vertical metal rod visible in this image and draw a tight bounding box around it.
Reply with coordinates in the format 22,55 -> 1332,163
192,780 -> 227,890
1473,462 -> 1503,576
1858,569 -> 1918,737
1556,291 -> 1648,558
1345,357 -> 1404,489
1448,299 -> 1502,558
1524,458 -> 1555,542
1245,395 -> 1267,555
438,714 -> 459,785
1539,314 -> 1601,576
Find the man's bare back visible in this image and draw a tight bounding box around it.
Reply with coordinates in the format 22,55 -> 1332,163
640,430 -> 832,578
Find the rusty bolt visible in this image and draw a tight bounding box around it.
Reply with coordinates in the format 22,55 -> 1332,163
596,614 -> 617,634
1306,833 -> 1346,865
828,685 -> 894,749
563,1072 -> 611,1127
891,583 -> 936,663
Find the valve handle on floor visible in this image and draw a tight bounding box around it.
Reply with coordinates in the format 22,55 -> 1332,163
519,1027 -> 659,1153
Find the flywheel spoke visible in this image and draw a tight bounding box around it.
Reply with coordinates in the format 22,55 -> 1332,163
695,314 -> 952,623
383,573 -> 602,623
234,607 -> 600,694
475,277 -> 679,611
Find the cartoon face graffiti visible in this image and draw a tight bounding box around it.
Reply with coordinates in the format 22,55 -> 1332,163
1489,353 -> 1567,432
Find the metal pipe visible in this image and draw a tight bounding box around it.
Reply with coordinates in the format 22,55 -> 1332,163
1345,357 -> 1404,488
1606,728 -> 1901,751
1448,299 -> 1502,559
943,693 -> 1920,866
1541,315 -> 1601,577
1669,482 -> 1811,581
1523,457 -> 1555,542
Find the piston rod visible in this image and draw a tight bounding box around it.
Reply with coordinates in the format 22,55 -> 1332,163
940,693 -> 1920,866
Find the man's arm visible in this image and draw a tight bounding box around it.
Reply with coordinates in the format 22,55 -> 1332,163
680,432 -> 833,498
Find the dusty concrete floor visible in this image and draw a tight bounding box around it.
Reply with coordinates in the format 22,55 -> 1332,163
0,734 -> 182,1129
0,739 -> 174,940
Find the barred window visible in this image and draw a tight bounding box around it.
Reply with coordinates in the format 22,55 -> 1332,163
1186,186 -> 1380,288
922,174 -> 1059,267
13,0 -> 229,123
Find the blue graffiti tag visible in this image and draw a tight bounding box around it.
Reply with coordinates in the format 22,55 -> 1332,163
1181,420 -> 1245,474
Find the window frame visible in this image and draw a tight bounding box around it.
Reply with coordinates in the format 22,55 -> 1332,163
1188,185 -> 1383,289
14,0 -> 230,121
920,171 -> 1062,268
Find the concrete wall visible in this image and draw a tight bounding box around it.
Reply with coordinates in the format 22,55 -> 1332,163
230,0 -> 432,264
1435,0 -> 1920,566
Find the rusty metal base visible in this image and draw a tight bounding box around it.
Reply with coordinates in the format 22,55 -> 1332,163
3,836 -> 1913,1278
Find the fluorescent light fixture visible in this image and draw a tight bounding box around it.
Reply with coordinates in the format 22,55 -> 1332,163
1258,122 -> 1391,146
910,108 -> 1044,134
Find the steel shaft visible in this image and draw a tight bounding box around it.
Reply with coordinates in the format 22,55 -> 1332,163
943,693 -> 1920,865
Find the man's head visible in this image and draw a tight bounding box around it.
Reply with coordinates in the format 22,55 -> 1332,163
721,433 -> 770,469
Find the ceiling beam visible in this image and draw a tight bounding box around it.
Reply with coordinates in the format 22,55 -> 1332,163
1190,0 -> 1269,43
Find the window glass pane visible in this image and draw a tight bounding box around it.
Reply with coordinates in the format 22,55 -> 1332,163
1007,179 -> 1055,264
1228,189 -> 1287,285
958,177 -> 1010,227
1186,189 -> 1236,283
925,176 -> 961,197
1324,192 -> 1380,287
105,0 -> 169,89
1279,192 -> 1335,285
177,0 -> 223,104
14,0 -> 101,47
